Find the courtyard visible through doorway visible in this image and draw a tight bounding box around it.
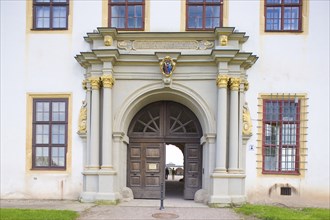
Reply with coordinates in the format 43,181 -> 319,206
165,144 -> 184,199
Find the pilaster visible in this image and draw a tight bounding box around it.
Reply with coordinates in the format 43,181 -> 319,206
214,74 -> 229,173
228,77 -> 240,173
89,76 -> 101,169
100,74 -> 115,170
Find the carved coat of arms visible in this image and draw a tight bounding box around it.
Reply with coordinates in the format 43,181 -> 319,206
160,56 -> 176,77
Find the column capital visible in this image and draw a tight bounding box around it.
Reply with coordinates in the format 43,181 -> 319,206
229,78 -> 241,91
89,76 -> 101,90
216,74 -> 229,88
101,74 -> 115,88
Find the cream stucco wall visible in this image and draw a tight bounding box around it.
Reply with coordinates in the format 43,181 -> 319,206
1,0 -> 329,207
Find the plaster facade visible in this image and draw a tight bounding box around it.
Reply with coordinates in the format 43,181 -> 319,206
1,0 -> 329,207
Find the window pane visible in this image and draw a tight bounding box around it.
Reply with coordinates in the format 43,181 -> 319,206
282,124 -> 297,145
52,6 -> 67,28
128,6 -> 142,28
284,0 -> 299,4
266,7 -> 281,30
265,101 -> 280,121
266,0 -> 281,3
264,147 -> 279,171
188,6 -> 203,28
36,0 -> 50,2
53,0 -> 67,2
52,102 -> 66,121
36,6 -> 50,28
36,147 -> 49,166
205,6 -> 220,28
51,147 -> 65,166
36,102 -> 49,121
283,7 -> 299,30
188,0 -> 203,2
206,0 -> 221,2
111,0 -> 126,2
128,0 -> 143,2
111,18 -> 125,28
281,147 -> 296,171
111,6 -> 125,28
52,125 -> 65,144
264,123 -> 279,145
112,6 -> 125,17
36,125 -> 49,144
283,101 -> 297,121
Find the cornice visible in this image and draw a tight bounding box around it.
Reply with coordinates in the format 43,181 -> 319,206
75,49 -> 257,70
76,27 -> 258,71
84,27 -> 249,43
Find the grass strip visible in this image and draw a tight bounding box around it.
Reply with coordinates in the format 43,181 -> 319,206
234,204 -> 330,220
0,208 -> 79,220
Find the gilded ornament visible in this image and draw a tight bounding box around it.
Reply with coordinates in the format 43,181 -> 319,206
89,76 -> 101,90
101,74 -> 115,88
220,35 -> 228,46
242,102 -> 252,136
244,80 -> 249,91
229,78 -> 241,90
104,35 -> 113,46
216,75 -> 229,88
160,56 -> 176,77
82,79 -> 87,90
78,100 -> 87,134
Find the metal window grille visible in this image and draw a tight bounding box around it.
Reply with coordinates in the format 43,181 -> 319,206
280,187 -> 292,196
262,94 -> 302,174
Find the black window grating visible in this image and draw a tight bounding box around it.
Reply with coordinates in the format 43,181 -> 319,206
281,187 -> 292,196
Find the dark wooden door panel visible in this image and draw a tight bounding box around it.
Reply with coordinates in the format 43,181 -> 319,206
128,142 -> 164,199
184,143 -> 202,199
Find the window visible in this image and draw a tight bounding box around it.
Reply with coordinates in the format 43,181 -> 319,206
32,98 -> 68,169
186,0 -> 223,31
108,0 -> 144,30
265,0 -> 302,32
33,0 -> 69,30
262,95 -> 301,174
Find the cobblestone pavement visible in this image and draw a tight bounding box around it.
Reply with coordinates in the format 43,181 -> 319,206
1,199 -> 247,220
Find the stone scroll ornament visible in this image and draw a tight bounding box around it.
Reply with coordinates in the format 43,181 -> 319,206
160,56 -> 176,77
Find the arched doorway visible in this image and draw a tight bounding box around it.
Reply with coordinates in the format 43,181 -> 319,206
127,101 -> 203,199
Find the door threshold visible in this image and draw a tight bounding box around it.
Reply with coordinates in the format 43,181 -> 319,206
118,198 -> 208,208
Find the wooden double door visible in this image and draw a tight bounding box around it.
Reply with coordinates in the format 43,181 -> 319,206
127,101 -> 203,199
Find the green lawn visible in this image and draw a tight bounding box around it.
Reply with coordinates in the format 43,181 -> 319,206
0,208 -> 78,220
234,204 -> 330,220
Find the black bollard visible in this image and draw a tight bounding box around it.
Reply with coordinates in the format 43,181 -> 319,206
160,182 -> 164,210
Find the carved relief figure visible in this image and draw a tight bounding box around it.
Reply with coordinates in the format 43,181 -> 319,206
243,102 -> 252,136
78,100 -> 87,134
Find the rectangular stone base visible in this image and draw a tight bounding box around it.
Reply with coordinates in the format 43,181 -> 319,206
208,172 -> 246,206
